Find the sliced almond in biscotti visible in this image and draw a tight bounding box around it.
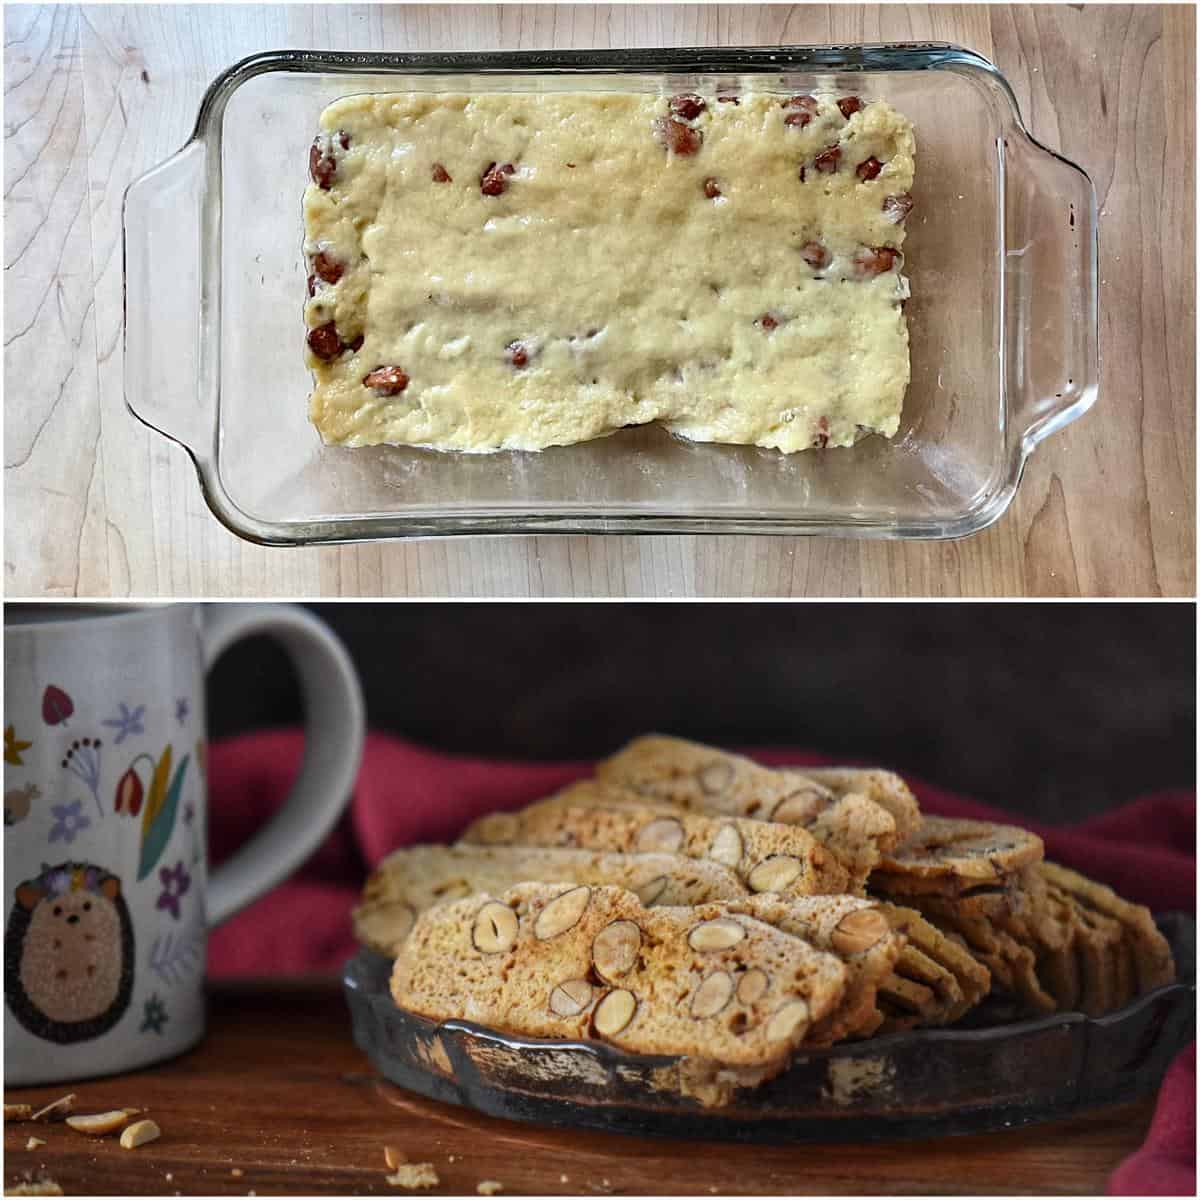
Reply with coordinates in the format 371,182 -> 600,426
592,920 -> 642,981
392,882 -> 847,1070
463,782 -> 852,898
473,901 -> 519,953
702,894 -> 904,1044
534,885 -> 592,939
354,843 -> 748,955
595,737 -> 898,887
549,978 -> 594,1017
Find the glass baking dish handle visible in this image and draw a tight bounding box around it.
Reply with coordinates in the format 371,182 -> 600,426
1002,132 -> 1099,454
122,142 -> 214,460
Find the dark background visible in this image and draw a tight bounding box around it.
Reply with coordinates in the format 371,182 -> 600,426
207,603 -> 1195,825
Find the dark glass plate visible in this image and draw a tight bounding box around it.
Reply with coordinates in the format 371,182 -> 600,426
343,913 -> 1194,1143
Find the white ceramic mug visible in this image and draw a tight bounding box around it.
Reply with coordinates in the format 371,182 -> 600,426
3,604 -> 365,1084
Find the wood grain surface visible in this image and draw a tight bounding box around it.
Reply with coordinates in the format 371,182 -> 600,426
3,5 -> 1195,598
2,978 -> 1159,1196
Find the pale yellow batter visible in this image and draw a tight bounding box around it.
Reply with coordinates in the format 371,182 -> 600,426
304,90 -> 915,453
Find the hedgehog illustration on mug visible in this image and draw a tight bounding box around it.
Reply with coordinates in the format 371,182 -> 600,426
4,862 -> 135,1043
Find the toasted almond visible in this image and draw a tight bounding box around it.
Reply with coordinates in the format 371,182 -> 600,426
477,1182 -> 503,1196
765,999 -> 810,1043
119,1119 -> 160,1150
534,886 -> 591,940
635,875 -> 668,905
697,760 -> 735,795
549,978 -> 593,1017
385,1146 -> 407,1170
737,968 -> 769,1005
25,1137 -> 45,1150
592,920 -> 641,981
472,901 -> 518,954
386,1162 -> 439,1189
708,824 -> 743,868
30,1095 -> 74,1123
635,817 -> 684,854
748,855 -> 803,893
65,1109 -> 141,1137
5,1104 -> 33,1122
691,971 -> 734,1019
231,1169 -> 244,1178
831,907 -> 890,955
688,918 -> 745,951
592,988 -> 637,1037
771,785 -> 833,825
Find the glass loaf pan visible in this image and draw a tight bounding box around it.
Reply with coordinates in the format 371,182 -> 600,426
123,44 -> 1098,543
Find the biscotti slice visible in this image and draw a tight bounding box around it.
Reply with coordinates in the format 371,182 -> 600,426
702,895 -> 986,1037
354,843 -> 748,956
392,883 -> 848,1070
869,816 -> 1045,902
915,905 -> 1057,1016
912,862 -> 1174,1017
463,782 -> 852,897
874,903 -> 991,1027
795,768 -> 921,843
1037,862 -> 1175,995
596,736 -> 900,886
704,894 -> 901,1042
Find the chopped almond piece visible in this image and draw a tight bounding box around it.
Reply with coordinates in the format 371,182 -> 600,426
119,1119 -> 160,1150
29,1096 -> 74,1123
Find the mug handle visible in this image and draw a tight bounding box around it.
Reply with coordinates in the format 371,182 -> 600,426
200,605 -> 365,927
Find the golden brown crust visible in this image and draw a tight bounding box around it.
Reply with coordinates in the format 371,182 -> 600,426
392,883 -> 848,1069
597,736 -> 901,886
463,782 -> 852,897
355,843 -> 748,955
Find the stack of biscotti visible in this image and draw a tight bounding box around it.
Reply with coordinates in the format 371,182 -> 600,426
365,734 -> 1175,1078
866,816 -> 1177,1017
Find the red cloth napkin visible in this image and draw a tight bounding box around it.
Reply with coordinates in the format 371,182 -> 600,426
206,731 -> 1195,1191
1108,1043 -> 1196,1197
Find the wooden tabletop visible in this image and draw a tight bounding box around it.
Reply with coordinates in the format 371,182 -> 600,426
3,977 -> 1157,1196
4,4 -> 1194,598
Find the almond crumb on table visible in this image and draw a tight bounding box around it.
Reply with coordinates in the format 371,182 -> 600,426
24,1138 -> 45,1151
477,1182 -> 503,1196
386,1162 -> 439,1190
